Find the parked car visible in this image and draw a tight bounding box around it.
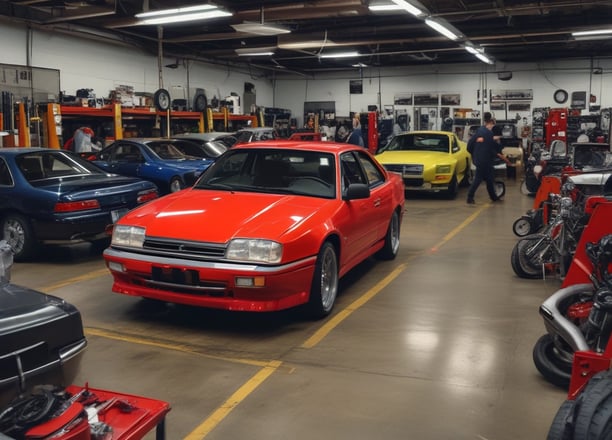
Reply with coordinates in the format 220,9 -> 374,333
234,127 -> 280,144
375,130 -> 473,198
89,138 -> 214,194
103,141 -> 405,318
174,132 -> 238,157
0,148 -> 159,261
0,242 -> 87,409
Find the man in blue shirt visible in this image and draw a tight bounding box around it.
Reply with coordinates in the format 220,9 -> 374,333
466,113 -> 510,204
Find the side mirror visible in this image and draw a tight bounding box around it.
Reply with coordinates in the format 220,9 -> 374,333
343,183 -> 370,200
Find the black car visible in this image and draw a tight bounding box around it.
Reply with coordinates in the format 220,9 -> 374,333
0,148 -> 159,261
0,242 -> 87,409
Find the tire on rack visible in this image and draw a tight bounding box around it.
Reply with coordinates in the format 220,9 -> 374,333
532,334 -> 573,389
375,210 -> 400,260
2,213 -> 38,262
306,241 -> 339,319
511,233 -> 547,279
193,93 -> 208,112
153,88 -> 171,111
546,399 -> 576,440
572,370 -> 612,439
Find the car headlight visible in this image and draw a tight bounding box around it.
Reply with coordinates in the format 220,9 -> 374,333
226,239 -> 282,263
112,225 -> 146,248
436,165 -> 452,174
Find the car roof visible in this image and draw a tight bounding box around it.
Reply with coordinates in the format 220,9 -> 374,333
175,132 -> 235,140
0,148 -> 67,156
236,127 -> 276,133
229,140 -> 365,154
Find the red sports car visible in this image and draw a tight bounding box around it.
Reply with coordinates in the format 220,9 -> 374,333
103,141 -> 405,318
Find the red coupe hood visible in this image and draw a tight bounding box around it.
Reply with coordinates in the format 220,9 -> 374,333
122,188 -> 329,243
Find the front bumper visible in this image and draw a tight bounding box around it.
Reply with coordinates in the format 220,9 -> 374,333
103,247 -> 318,312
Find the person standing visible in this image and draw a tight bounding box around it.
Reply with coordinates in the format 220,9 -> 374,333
466,113 -> 511,204
347,113 -> 365,147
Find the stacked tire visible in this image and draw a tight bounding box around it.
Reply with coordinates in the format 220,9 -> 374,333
548,370 -> 612,439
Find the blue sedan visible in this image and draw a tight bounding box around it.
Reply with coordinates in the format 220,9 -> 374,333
0,148 -> 159,261
90,138 -> 214,194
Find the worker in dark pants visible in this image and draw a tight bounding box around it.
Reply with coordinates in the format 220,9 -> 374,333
467,114 -> 511,204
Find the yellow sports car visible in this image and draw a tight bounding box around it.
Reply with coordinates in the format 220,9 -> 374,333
376,130 -> 473,198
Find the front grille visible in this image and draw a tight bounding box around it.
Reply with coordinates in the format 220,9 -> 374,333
132,271 -> 229,296
383,164 -> 423,175
143,237 -> 226,260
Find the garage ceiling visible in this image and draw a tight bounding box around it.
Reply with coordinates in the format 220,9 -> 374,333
2,0 -> 612,76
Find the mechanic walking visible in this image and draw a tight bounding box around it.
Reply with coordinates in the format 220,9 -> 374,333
466,113 -> 510,204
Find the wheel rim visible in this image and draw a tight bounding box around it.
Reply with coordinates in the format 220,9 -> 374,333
495,182 -> 505,197
390,213 -> 400,254
3,218 -> 24,254
170,178 -> 182,192
319,246 -> 338,311
514,218 -> 532,236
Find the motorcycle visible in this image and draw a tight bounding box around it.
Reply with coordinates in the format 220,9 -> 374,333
511,180 -> 587,280
533,198 -> 612,389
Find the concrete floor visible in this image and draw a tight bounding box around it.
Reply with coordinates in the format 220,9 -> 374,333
10,176 -> 568,440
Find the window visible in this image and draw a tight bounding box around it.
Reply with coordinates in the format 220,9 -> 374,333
356,152 -> 384,187
0,159 -> 13,186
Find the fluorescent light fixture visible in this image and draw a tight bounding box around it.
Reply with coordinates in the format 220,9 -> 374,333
136,9 -> 232,25
135,4 -> 216,18
464,44 -> 481,55
320,51 -> 360,59
572,29 -> 612,37
425,17 -> 461,40
231,22 -> 291,36
390,0 -> 425,17
369,3 -> 403,12
475,52 -> 494,64
352,62 -> 369,67
235,47 -> 276,56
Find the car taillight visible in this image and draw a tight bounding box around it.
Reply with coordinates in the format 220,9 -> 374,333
137,189 -> 159,204
54,199 -> 100,212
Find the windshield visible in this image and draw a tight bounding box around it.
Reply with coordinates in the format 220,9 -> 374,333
195,148 -> 336,199
380,133 -> 450,153
147,141 -> 190,160
17,151 -> 105,182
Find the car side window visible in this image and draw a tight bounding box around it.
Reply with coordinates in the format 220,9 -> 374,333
340,152 -> 366,193
451,137 -> 460,153
0,159 -> 13,186
355,152 -> 384,188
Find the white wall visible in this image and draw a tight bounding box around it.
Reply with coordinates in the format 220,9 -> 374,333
1,20 -> 274,109
3,20 -> 612,128
273,60 -> 612,126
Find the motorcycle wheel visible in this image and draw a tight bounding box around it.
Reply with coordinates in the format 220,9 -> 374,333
513,216 -> 534,237
547,399 -> 575,440
511,234 -> 546,279
532,334 -> 572,389
572,370 -> 612,440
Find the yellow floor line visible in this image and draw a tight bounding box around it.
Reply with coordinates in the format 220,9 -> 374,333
85,327 -> 268,368
41,268 -> 110,292
184,360 -> 283,439
429,203 -> 491,253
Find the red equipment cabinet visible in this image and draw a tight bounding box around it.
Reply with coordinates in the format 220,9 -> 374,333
545,107 -> 567,148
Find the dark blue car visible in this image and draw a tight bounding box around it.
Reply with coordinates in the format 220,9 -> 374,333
0,148 -> 159,261
90,138 -> 214,194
